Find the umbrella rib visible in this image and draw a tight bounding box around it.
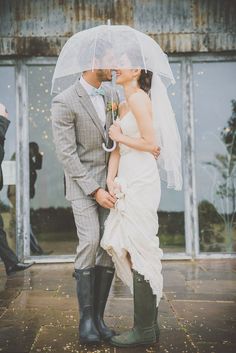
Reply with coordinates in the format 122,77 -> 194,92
92,30 -> 99,71
134,30 -> 147,73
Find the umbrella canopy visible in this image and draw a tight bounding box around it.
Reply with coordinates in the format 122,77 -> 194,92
51,25 -> 182,191
51,25 -> 175,94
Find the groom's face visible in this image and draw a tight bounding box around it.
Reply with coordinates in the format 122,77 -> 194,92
96,69 -> 112,82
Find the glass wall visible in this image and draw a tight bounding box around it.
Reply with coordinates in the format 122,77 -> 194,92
26,62 -> 186,257
27,65 -> 77,256
193,61 -> 236,253
2,56 -> 235,260
158,62 -> 186,253
0,66 -> 17,253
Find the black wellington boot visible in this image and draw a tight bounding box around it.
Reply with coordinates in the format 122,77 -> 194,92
154,307 -> 160,341
6,262 -> 34,276
94,266 -> 116,340
73,268 -> 100,344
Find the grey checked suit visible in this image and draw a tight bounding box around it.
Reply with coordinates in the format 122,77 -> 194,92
51,79 -> 118,269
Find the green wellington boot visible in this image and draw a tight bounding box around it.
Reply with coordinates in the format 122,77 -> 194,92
110,270 -> 157,347
154,307 -> 160,341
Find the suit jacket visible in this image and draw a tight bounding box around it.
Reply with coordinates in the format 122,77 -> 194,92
0,116 -> 10,191
51,79 -> 119,201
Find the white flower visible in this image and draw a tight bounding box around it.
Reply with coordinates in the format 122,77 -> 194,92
114,177 -> 127,212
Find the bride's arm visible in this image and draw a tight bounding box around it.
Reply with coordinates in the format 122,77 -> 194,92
106,144 -> 120,197
109,92 -> 159,155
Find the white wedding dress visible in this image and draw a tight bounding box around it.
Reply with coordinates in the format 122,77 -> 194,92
100,111 -> 163,306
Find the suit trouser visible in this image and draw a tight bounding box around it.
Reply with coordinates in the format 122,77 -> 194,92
71,198 -> 114,270
0,214 -> 18,269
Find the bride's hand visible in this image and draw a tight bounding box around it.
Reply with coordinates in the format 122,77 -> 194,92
152,145 -> 161,159
108,121 -> 123,142
107,178 -> 121,197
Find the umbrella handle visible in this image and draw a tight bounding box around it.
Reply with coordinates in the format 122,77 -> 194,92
102,141 -> 117,152
102,70 -> 117,153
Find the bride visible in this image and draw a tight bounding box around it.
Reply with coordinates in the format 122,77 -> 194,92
100,67 -> 171,347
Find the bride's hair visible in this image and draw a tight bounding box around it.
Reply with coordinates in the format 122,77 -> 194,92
138,70 -> 153,94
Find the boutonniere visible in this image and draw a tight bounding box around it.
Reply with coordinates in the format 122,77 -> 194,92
106,101 -> 118,118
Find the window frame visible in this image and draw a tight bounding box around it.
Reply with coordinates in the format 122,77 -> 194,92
1,53 -> 236,262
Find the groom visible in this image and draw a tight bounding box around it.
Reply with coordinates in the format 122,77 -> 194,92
51,69 -> 119,344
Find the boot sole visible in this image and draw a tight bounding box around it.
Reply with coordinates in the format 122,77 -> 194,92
110,340 -> 157,348
101,334 -> 116,342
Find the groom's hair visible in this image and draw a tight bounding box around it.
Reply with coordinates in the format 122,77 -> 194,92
138,70 -> 153,94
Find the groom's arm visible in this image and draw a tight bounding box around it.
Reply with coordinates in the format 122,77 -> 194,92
51,98 -> 100,196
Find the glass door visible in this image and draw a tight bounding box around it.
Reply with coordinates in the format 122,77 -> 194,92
193,60 -> 236,254
24,58 -> 188,260
0,65 -> 17,255
27,63 -> 77,258
158,62 -> 186,254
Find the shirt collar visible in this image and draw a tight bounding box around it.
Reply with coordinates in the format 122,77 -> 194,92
80,76 -> 102,96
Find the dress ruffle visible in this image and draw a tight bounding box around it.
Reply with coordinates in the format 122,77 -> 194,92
101,176 -> 163,307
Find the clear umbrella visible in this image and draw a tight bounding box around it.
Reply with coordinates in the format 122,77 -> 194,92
51,25 -> 182,191
51,25 -> 175,93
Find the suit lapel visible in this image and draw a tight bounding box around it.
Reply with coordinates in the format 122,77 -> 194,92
75,81 -> 106,140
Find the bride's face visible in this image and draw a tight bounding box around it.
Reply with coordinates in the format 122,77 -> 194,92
115,53 -> 140,85
115,68 -> 135,85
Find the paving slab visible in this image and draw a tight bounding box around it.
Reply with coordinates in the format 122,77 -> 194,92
30,325 -> 161,353
197,259 -> 236,272
1,308 -> 79,327
9,289 -> 77,310
170,300 -> 236,346
159,328 -> 198,353
0,319 -> 38,353
195,341 -> 236,353
187,279 -> 236,294
0,259 -> 235,353
165,291 -> 236,301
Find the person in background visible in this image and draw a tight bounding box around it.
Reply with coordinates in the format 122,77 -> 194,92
28,141 -> 53,255
0,102 -> 34,275
7,143 -> 53,255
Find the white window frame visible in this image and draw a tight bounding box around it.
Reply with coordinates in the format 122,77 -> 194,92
1,53 -> 236,263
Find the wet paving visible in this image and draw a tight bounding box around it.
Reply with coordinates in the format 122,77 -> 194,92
0,259 -> 236,353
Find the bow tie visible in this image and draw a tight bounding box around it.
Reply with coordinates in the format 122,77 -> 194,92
90,87 -> 105,97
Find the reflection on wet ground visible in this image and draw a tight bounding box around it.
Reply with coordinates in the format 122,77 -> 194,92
0,259 -> 236,353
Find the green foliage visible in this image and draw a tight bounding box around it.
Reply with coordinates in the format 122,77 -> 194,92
158,211 -> 185,247
30,207 -> 75,234
221,99 -> 236,158
201,100 -> 236,252
198,200 -> 221,225
159,233 -> 185,247
198,199 -> 234,251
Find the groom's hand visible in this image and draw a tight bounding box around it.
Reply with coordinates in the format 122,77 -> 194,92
152,145 -> 161,159
95,188 -> 116,208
